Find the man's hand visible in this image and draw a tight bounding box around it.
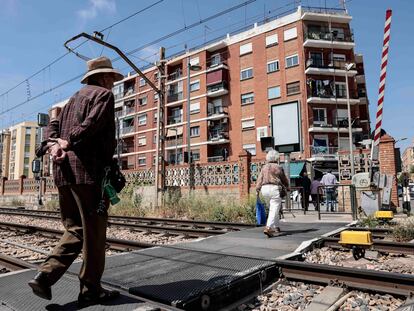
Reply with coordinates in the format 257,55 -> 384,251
56,138 -> 70,150
48,143 -> 67,164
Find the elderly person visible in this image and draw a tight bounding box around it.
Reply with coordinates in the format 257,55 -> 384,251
256,149 -> 290,237
29,56 -> 122,307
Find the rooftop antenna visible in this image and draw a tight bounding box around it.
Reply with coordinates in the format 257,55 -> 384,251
339,0 -> 346,10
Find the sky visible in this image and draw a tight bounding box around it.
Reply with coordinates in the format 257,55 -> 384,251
0,0 -> 412,151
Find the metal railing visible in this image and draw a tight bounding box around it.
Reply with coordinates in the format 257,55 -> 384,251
301,6 -> 347,15
167,116 -> 183,125
207,156 -> 224,163
310,146 -> 339,156
209,128 -> 228,140
207,106 -> 227,116
165,138 -> 183,147
304,28 -> 354,42
305,57 -> 348,70
167,92 -> 183,103
121,126 -> 134,135
168,70 -> 183,81
123,88 -> 135,97
207,81 -> 228,94
307,85 -> 359,99
206,56 -> 227,69
316,184 -> 357,220
309,117 -> 361,128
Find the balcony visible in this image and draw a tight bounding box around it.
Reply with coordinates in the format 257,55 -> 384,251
308,117 -> 362,133
207,106 -> 228,120
356,74 -> 366,84
305,57 -> 357,76
307,83 -> 360,105
121,126 -> 135,135
167,92 -> 184,103
208,128 -> 229,144
301,6 -> 352,23
167,116 -> 183,125
206,55 -> 228,71
207,81 -> 229,97
123,87 -> 135,97
310,146 -> 339,160
165,137 -> 184,148
168,69 -> 183,82
208,156 -> 224,163
303,28 -> 354,49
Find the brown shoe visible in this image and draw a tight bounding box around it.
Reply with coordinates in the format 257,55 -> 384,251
28,272 -> 52,300
275,227 -> 281,233
263,227 -> 275,238
78,288 -> 120,307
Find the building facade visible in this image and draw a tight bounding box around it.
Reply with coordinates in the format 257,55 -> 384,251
0,121 -> 39,179
402,143 -> 414,173
51,6 -> 371,174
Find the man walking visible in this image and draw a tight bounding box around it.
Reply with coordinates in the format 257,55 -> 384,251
321,170 -> 338,212
301,172 -> 311,211
29,56 -> 123,306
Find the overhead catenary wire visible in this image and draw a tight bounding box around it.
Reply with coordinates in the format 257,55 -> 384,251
0,0 -> 258,119
0,0 -> 166,99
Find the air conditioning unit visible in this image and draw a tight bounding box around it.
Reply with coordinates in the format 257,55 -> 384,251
222,118 -> 228,124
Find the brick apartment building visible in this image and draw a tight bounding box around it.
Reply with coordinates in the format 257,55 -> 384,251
51,6 -> 371,174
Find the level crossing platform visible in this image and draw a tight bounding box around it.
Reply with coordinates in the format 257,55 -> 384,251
0,221 -> 348,310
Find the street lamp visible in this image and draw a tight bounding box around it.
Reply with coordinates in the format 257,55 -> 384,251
186,56 -> 201,189
345,62 -> 355,175
395,137 -> 408,144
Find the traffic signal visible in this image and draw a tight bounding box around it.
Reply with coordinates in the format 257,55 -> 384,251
32,159 -> 41,174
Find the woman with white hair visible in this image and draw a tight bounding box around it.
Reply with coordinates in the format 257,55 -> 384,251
256,149 -> 290,237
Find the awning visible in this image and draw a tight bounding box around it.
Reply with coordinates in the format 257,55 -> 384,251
282,162 -> 306,178
166,127 -> 183,137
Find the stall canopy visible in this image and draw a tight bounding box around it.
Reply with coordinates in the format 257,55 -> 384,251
282,162 -> 306,178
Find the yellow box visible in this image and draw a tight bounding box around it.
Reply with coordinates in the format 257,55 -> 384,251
339,230 -> 373,246
375,211 -> 394,219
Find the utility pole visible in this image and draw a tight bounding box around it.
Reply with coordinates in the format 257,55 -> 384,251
345,65 -> 355,176
155,47 -> 166,207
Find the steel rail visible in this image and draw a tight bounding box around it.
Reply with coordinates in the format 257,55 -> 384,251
320,237 -> 414,255
275,259 -> 414,296
0,207 -> 254,234
0,253 -> 36,271
0,221 -> 154,251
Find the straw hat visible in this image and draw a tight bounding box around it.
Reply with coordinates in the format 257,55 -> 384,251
81,56 -> 124,84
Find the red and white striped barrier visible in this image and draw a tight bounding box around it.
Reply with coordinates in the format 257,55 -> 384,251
373,9 -> 392,150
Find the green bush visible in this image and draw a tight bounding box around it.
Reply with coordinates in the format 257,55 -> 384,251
357,215 -> 380,228
44,199 -> 60,211
10,198 -> 25,207
392,217 -> 414,242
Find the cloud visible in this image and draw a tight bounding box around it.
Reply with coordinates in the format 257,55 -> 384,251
77,0 -> 116,22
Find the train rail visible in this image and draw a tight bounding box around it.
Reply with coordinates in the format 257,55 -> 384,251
0,207 -> 254,237
0,221 -> 154,252
0,253 -> 36,271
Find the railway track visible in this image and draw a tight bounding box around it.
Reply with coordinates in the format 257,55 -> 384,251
0,253 -> 35,272
0,207 -> 254,237
0,221 -> 154,252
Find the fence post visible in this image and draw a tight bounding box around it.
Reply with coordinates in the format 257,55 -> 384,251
238,150 -> 251,198
1,177 -> 6,195
19,175 -> 25,195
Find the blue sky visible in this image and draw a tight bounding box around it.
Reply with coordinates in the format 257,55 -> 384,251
0,0 -> 412,151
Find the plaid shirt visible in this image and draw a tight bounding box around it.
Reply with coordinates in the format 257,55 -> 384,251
47,85 -> 116,187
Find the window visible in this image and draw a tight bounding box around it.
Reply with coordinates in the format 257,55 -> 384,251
240,42 -> 252,55
153,133 -> 157,144
268,86 -> 281,99
313,108 -> 327,124
139,96 -> 147,106
154,92 -> 159,101
190,56 -> 200,66
138,157 -> 146,166
25,127 -> 31,135
241,119 -> 255,130
209,53 -> 221,67
137,114 -> 147,126
24,145 -> 30,153
154,112 -> 158,123
267,60 -> 279,73
190,126 -> 200,137
286,54 -> 299,68
335,83 -> 347,98
190,80 -> 200,92
139,78 -> 146,86
192,149 -> 200,161
241,92 -> 254,105
138,136 -> 146,146
190,102 -> 200,114
243,144 -> 257,156
256,127 -> 268,141
287,81 -> 300,95
113,84 -> 124,100
283,27 -> 297,41
331,27 -> 345,41
240,68 -> 253,80
266,33 -> 278,47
